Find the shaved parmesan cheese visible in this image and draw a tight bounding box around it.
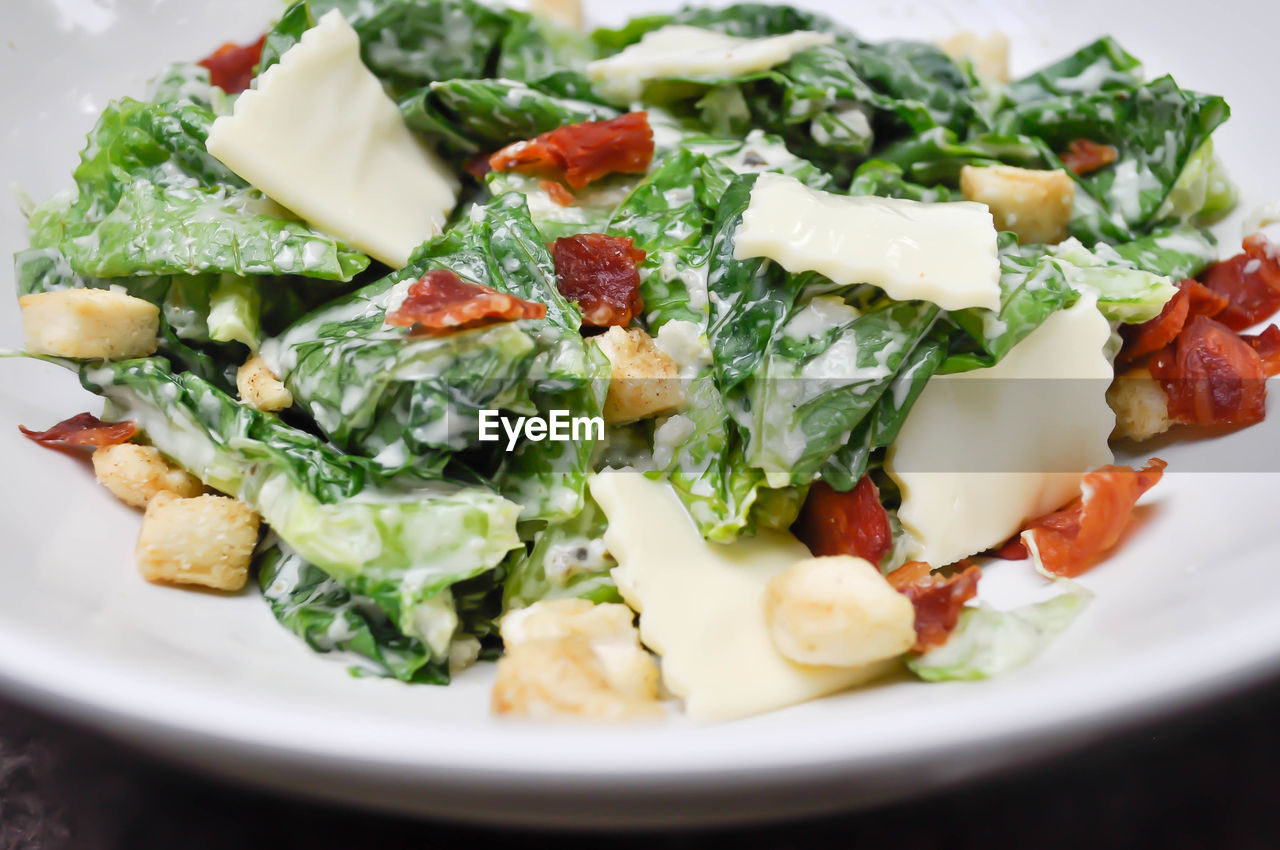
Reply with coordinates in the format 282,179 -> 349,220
886,294 -> 1115,567
205,10 -> 459,269
587,26 -> 833,104
589,470 -> 898,723
734,173 -> 1002,312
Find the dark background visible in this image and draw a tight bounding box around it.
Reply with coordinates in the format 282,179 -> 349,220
3,672 -> 1279,850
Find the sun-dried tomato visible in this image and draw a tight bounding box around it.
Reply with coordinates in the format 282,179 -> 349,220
1200,236 -> 1280,331
887,560 -> 982,652
1119,283 -> 1191,366
1242,324 -> 1280,377
552,234 -> 646,327
1059,139 -> 1119,175
464,153 -> 493,181
20,412 -> 137,448
539,180 -> 576,207
1183,278 -> 1230,320
1021,459 -> 1166,577
197,35 -> 266,94
983,535 -> 1030,560
385,269 -> 545,334
1149,315 -> 1268,425
1119,279 -> 1230,367
489,113 -> 654,190
793,477 -> 893,566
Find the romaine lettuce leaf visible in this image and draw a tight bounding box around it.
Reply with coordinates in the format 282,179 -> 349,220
266,193 -> 590,472
74,357 -> 520,657
998,76 -> 1230,244
1005,36 -> 1144,104
502,493 -> 621,611
401,78 -> 617,159
28,95 -> 368,281
907,582 -> 1092,681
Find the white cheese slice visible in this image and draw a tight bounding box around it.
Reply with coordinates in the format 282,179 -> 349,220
589,470 -> 898,723
886,293 -> 1116,567
205,10 -> 459,269
587,25 -> 834,104
733,173 -> 1002,312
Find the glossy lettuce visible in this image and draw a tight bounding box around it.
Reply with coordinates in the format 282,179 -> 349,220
28,95 -> 368,282
908,582 -> 1092,681
74,356 -> 520,657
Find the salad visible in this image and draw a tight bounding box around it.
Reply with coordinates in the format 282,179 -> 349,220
11,0 -> 1280,724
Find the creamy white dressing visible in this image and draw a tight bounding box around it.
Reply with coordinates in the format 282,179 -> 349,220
782,295 -> 860,340
587,26 -> 833,103
654,319 -> 712,378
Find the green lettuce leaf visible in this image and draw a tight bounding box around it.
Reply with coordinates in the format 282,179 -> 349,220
400,78 -> 616,160
28,95 -> 368,281
502,493 -> 620,611
908,582 -> 1092,681
74,357 -> 520,657
998,76 -> 1230,243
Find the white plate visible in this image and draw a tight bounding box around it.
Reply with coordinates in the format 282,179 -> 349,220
2,0 -> 1279,829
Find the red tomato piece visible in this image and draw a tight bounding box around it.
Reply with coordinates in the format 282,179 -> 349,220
1020,459 -> 1167,578
1119,282 -> 1190,366
1149,315 -> 1268,425
489,113 -> 655,190
464,154 -> 493,181
197,35 -> 266,94
552,234 -> 646,327
983,535 -> 1030,560
1059,138 -> 1119,175
887,560 -> 983,652
793,477 -> 893,565
1119,279 -> 1229,367
385,269 -> 546,334
1200,236 -> 1280,331
538,180 -> 576,207
1242,324 -> 1280,377
20,412 -> 137,448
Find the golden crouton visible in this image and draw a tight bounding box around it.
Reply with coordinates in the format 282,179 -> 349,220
531,0 -> 582,31
764,556 -> 916,667
136,493 -> 260,592
960,164 -> 1076,245
590,326 -> 685,425
937,31 -> 1010,83
1107,367 -> 1173,442
236,353 -> 293,412
501,598 -> 659,702
20,289 -> 159,360
491,637 -> 663,721
92,443 -> 203,508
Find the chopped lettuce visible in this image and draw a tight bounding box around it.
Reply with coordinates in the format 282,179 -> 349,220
75,357 -> 521,658
908,582 -> 1092,681
28,95 -> 368,282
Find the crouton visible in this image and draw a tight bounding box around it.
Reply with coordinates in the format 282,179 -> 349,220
764,555 -> 917,667
531,0 -> 582,31
491,637 -> 664,721
135,493 -> 260,591
1107,367 -> 1173,442
500,598 -> 659,702
92,443 -> 203,508
960,164 -> 1076,245
937,31 -> 1010,83
590,326 -> 685,425
20,289 -> 159,360
236,353 -> 293,412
